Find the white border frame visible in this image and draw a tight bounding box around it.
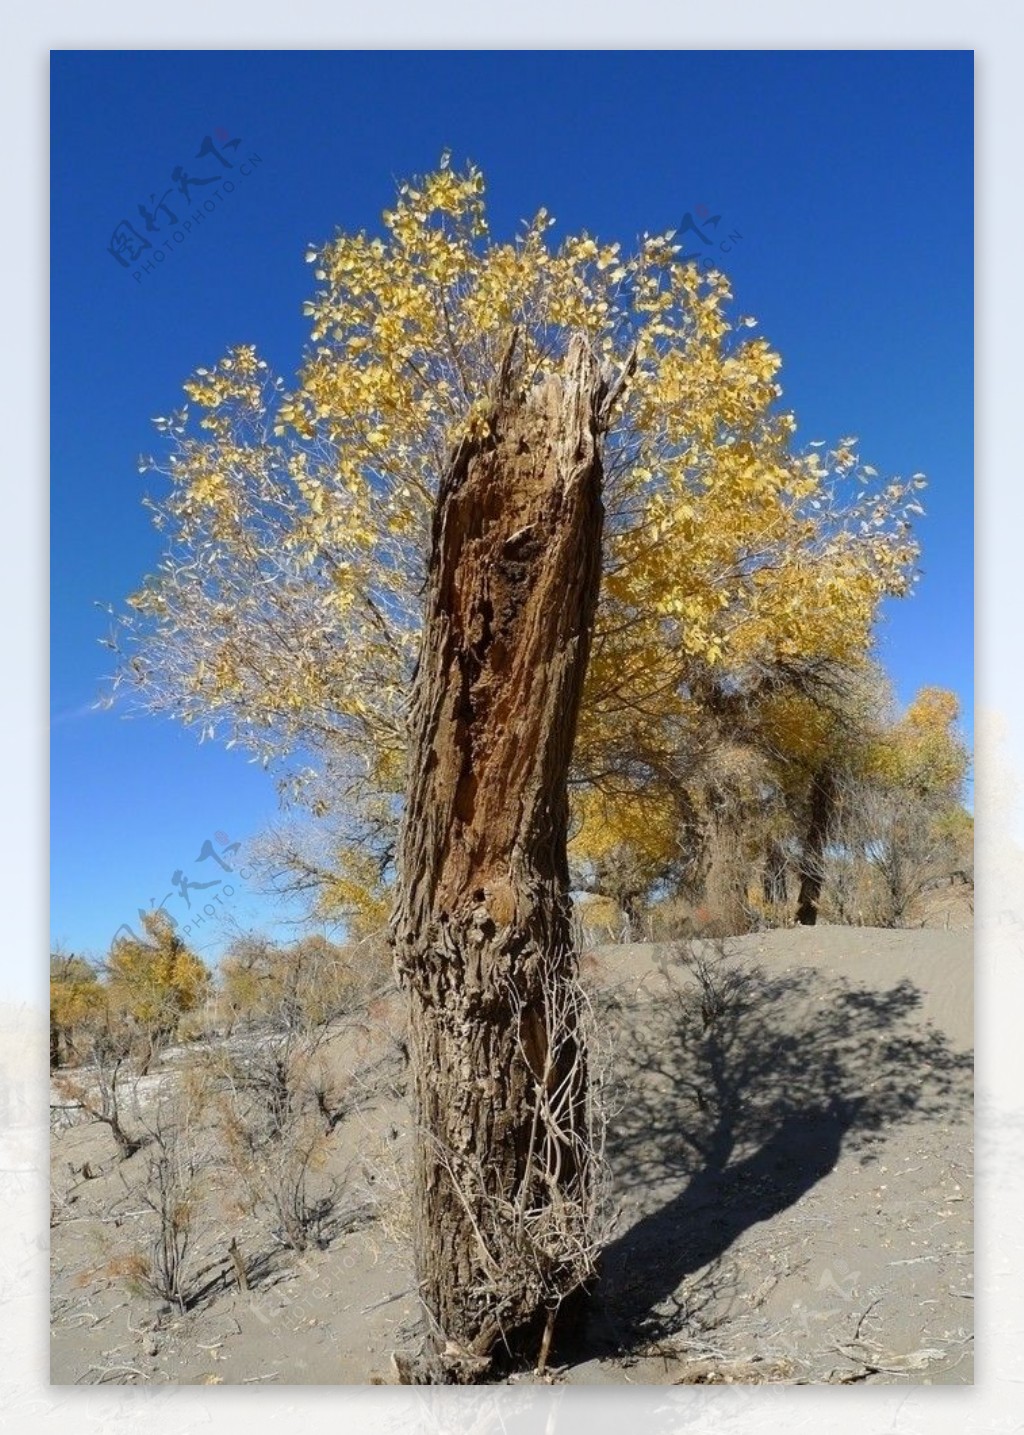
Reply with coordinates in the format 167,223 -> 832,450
9,12 -> 1017,1434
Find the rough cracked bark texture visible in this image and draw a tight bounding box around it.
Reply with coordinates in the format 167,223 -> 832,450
392,336 -> 608,1382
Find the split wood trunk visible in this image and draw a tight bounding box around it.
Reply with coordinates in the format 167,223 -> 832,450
392,335 -> 609,1382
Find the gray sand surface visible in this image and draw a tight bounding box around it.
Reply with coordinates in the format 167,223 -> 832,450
50,923 -> 972,1385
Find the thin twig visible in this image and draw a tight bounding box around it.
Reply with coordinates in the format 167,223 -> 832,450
80,1363 -> 152,1383
361,1287 -> 412,1315
852,1297 -> 882,1342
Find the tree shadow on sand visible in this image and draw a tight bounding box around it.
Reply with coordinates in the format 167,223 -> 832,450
573,940 -> 972,1358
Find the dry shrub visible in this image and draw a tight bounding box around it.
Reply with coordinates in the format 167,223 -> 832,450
130,1084 -> 213,1311
74,1078 -> 215,1314
211,1024 -> 360,1252
369,1126 -> 413,1249
74,1253 -> 153,1305
53,1043 -> 143,1162
221,1098 -> 338,1252
654,937 -> 755,1034
743,889 -> 791,932
647,895 -> 698,942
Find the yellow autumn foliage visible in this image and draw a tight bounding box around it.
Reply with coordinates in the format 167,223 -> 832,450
50,952 -> 104,1058
866,686 -> 969,800
106,910 -> 210,1033
220,931 -> 359,1028
117,157 -> 925,926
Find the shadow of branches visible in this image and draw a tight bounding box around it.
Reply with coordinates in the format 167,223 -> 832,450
579,940 -> 972,1355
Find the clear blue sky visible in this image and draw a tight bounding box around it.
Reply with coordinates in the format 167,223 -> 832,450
50,49 -> 973,961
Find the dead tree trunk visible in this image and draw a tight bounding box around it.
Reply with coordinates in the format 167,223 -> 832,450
392,334 -> 613,1382
795,765 -> 836,926
762,838 -> 788,908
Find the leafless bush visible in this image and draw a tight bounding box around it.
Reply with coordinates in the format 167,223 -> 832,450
656,939 -> 756,1037
210,1017 -> 363,1252
52,1032 -> 144,1161
226,1106 -> 337,1252
861,790 -> 956,926
84,1076 -> 217,1313
819,778 -> 967,928
134,1113 -> 204,1311
647,895 -> 701,942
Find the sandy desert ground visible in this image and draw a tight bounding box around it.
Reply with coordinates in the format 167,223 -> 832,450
50,917 -> 973,1386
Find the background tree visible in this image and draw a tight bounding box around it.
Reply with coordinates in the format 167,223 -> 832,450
831,686 -> 971,926
49,949 -> 103,1069
219,929 -> 372,1032
105,910 -> 210,1070
113,159 -> 924,1379
111,160 -> 922,913
752,663 -> 886,928
570,780 -> 696,938
570,656 -> 898,935
51,1001 -> 145,1161
211,975 -> 354,1254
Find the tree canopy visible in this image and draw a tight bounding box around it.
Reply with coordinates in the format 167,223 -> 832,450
105,909 -> 210,1033
112,156 -> 926,922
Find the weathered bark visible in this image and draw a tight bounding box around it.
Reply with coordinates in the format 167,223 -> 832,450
700,804 -> 755,935
762,838 -> 788,908
795,765 -> 836,926
391,334 -> 611,1382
